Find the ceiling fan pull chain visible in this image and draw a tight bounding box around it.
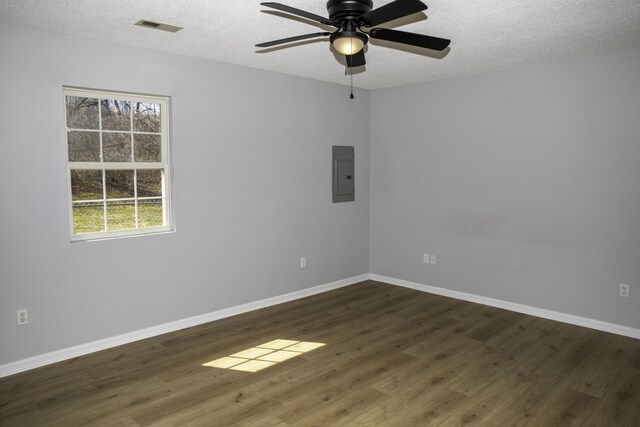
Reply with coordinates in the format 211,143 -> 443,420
350,69 -> 354,99
349,37 -> 355,99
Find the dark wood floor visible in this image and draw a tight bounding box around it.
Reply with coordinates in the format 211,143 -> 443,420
1,280 -> 639,426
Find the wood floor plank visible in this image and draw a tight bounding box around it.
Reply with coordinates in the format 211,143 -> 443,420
279,383 -> 386,426
348,387 -> 468,427
584,367 -> 640,427
372,337 -> 487,396
1,280 -> 638,426
529,388 -> 597,426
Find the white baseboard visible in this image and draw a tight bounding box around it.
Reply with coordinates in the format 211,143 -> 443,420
369,274 -> 640,340
0,274 -> 369,378
3,272 -> 637,378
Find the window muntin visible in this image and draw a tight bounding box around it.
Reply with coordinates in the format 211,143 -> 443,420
64,88 -> 172,241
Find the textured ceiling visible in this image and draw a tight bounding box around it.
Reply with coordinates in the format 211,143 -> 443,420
1,0 -> 640,89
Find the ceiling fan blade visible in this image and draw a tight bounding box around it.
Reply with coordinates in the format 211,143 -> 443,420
369,28 -> 450,51
346,50 -> 366,68
357,0 -> 427,27
260,2 -> 336,26
256,32 -> 331,48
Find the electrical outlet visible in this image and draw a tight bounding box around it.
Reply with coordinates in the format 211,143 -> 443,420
16,309 -> 28,325
620,284 -> 629,297
430,254 -> 437,265
300,257 -> 306,269
423,254 -> 429,264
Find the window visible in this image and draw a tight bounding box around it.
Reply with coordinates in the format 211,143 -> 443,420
64,88 -> 172,241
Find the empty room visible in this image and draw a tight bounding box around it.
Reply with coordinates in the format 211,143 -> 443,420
1,0 -> 639,425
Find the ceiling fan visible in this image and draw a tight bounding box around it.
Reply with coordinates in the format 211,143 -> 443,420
255,0 -> 451,69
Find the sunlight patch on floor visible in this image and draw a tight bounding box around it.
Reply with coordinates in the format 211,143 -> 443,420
202,339 -> 325,372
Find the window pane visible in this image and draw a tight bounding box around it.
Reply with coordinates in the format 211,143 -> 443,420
101,99 -> 131,131
134,102 -> 161,133
134,134 -> 161,162
71,170 -> 103,201
66,96 -> 99,129
137,169 -> 163,197
103,132 -> 131,162
138,199 -> 164,228
68,131 -> 100,162
106,200 -> 135,231
73,203 -> 105,234
105,170 -> 134,199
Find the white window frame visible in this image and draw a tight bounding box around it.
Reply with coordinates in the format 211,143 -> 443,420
64,87 -> 173,241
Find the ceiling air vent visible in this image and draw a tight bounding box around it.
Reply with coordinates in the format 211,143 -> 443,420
135,20 -> 183,33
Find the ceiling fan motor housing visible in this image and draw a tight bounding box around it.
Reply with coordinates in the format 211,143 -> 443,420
326,0 -> 373,21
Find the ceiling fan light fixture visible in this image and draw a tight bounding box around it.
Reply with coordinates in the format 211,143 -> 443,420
330,31 -> 367,55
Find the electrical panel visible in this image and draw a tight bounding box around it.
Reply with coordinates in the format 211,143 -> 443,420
332,145 -> 354,203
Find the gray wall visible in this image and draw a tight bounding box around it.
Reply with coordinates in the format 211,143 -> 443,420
371,48 -> 640,328
0,23 -> 370,365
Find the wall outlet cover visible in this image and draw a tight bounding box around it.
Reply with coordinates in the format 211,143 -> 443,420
620,284 -> 629,297
17,309 -> 29,325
